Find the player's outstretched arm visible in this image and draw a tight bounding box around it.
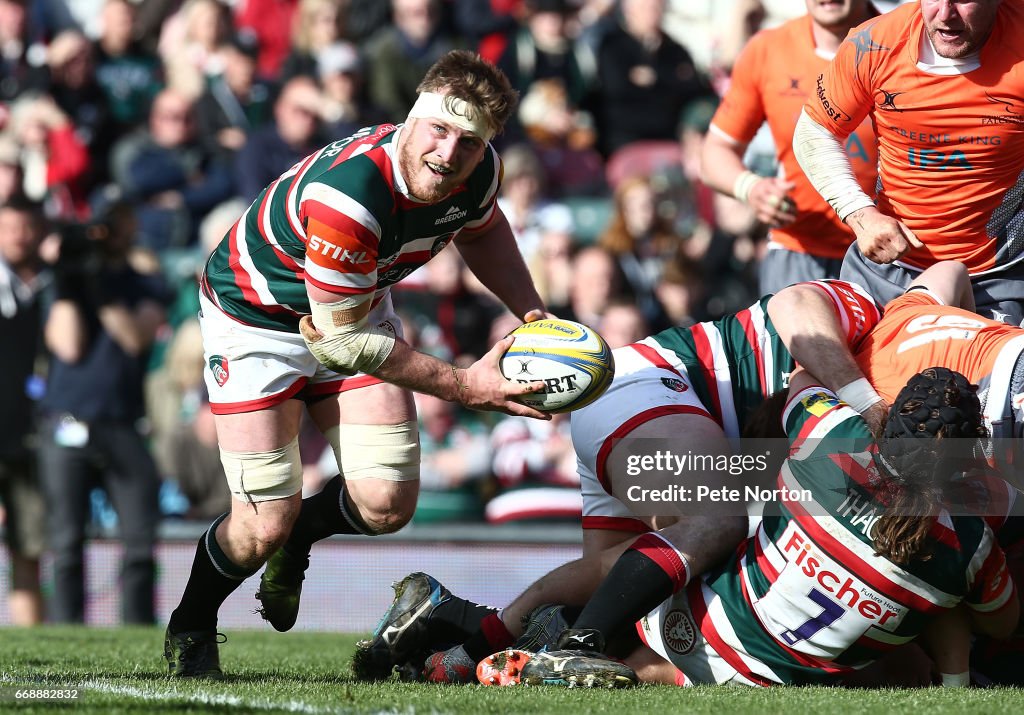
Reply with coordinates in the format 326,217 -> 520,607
768,285 -> 886,434
301,283 -> 550,419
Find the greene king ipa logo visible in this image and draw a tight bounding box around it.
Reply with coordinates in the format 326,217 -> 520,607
209,355 -> 230,386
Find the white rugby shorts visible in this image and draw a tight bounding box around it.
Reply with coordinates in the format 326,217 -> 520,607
570,339 -> 714,534
639,580 -> 770,687
198,293 -> 402,415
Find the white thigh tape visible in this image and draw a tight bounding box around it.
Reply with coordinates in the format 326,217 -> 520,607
220,437 -> 303,502
325,422 -> 421,482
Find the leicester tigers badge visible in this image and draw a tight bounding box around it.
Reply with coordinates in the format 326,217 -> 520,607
209,355 -> 230,387
661,377 -> 687,393
431,233 -> 454,257
663,609 -> 696,655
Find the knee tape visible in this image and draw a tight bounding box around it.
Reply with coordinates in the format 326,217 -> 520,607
220,437 -> 303,503
324,422 -> 420,482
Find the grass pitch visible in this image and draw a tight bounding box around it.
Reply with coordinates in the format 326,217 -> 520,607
1,626 -> 1020,714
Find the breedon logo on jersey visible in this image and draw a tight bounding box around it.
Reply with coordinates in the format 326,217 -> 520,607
435,206 -> 467,225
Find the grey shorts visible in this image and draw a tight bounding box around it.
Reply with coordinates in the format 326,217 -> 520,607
0,456 -> 46,559
758,244 -> 845,295
840,243 -> 1024,325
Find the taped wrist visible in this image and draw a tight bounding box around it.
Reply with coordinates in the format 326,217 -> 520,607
837,377 -> 883,414
303,296 -> 396,375
732,170 -> 760,204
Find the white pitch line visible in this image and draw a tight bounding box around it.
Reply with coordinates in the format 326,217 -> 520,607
1,675 -> 415,715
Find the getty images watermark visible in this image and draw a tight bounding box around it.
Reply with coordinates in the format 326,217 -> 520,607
623,449 -> 809,506
606,437 -> 1021,519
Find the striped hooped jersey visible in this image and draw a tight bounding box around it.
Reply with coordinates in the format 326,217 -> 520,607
695,388 -> 1016,685
201,124 -> 502,331
640,279 -> 880,436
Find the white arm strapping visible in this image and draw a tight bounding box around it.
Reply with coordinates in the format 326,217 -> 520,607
303,295 -> 396,375
793,110 -> 875,222
836,377 -> 883,414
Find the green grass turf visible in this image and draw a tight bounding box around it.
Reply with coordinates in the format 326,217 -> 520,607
0,626 -> 1020,714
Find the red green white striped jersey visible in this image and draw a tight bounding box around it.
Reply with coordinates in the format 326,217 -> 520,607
642,279 -> 880,435
694,387 -> 1016,685
201,124 -> 502,331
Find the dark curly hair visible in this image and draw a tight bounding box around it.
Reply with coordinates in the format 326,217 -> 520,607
872,367 -> 987,564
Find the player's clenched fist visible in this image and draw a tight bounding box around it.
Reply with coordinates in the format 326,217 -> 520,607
847,206 -> 923,264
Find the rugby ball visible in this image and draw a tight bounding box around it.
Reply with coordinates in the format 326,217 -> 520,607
500,318 -> 614,413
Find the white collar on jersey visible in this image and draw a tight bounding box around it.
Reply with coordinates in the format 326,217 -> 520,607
917,30 -> 981,75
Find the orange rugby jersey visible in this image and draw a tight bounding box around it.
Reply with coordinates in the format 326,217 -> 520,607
805,1 -> 1024,274
853,290 -> 1024,431
712,14 -> 877,259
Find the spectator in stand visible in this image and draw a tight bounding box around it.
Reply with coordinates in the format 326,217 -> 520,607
530,218 -> 574,310
316,41 -> 388,139
497,0 -> 594,102
415,391 -> 493,494
599,300 -> 648,349
279,0 -> 347,83
591,0 -> 713,157
195,31 -> 272,163
496,143 -> 573,268
496,0 -> 595,145
452,0 -> 522,64
38,200 -> 169,624
94,0 -> 164,132
235,76 -> 328,203
159,0 -> 233,98
364,0 -> 464,118
653,250 -> 703,326
597,175 -> 678,330
0,0 -> 48,103
342,0 -> 391,45
549,244 -> 623,329
109,88 -> 235,251
485,412 -> 579,524
6,93 -> 90,220
234,0 -> 298,82
0,197 -> 49,625
517,78 -> 605,197
43,30 -> 118,193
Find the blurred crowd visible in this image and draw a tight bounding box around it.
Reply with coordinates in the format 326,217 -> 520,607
0,0 -> 789,624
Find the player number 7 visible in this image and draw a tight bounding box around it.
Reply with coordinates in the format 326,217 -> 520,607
778,587 -> 846,646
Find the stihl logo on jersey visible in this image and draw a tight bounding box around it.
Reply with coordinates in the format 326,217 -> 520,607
308,235 -> 371,264
435,206 -> 467,225
782,526 -> 904,628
